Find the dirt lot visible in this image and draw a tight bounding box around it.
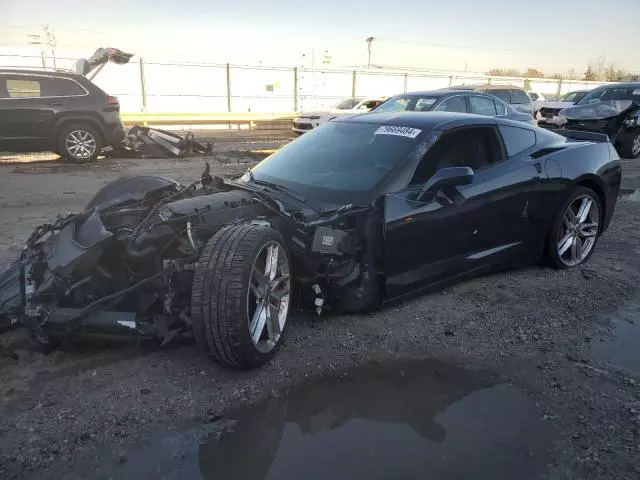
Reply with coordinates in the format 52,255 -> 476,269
0,136 -> 639,479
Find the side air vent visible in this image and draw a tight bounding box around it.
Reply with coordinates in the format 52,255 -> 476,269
530,147 -> 565,159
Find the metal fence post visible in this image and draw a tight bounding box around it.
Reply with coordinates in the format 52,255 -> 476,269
556,78 -> 563,98
448,75 -> 453,87
404,73 -> 408,93
352,70 -> 357,98
487,77 -> 492,85
226,63 -> 232,113
293,67 -> 298,112
139,58 -> 147,113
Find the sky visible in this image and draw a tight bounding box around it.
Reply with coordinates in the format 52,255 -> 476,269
2,0 -> 639,75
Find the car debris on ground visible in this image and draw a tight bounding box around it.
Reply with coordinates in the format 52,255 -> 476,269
114,126 -> 213,158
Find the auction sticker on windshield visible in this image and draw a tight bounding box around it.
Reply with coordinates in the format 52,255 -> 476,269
374,125 -> 422,139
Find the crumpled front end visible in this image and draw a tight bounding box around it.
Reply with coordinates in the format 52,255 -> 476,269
279,201 -> 385,314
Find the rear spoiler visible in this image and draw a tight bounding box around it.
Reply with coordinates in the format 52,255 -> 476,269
548,129 -> 610,143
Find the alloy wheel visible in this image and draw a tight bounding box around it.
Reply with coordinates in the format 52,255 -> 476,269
632,134 -> 640,156
65,129 -> 97,159
557,195 -> 600,267
247,241 -> 291,353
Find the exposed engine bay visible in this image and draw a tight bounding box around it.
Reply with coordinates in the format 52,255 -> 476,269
0,165 -> 380,357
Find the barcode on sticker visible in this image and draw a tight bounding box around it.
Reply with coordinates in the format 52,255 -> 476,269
322,235 -> 334,246
374,125 -> 422,138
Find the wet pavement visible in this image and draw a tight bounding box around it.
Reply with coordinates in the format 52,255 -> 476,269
590,295 -> 640,377
93,359 -> 553,480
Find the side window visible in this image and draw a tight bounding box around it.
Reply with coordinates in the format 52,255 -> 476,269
6,77 -> 41,98
494,100 -> 507,116
40,78 -> 86,97
499,125 -> 536,156
510,89 -> 531,104
434,96 -> 467,113
410,127 -> 504,185
468,96 -> 497,116
487,89 -> 510,103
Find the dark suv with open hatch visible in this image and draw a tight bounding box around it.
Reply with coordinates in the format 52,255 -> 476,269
0,69 -> 124,162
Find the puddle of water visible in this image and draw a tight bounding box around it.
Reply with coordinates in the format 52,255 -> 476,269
105,359 -> 552,480
619,189 -> 640,202
591,296 -> 640,376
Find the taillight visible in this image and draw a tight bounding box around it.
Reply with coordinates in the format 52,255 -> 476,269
107,95 -> 119,105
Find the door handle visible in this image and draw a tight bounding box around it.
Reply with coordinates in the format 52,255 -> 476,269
48,103 -> 63,106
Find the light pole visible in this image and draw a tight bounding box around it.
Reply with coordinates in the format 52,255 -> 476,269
366,37 -> 375,68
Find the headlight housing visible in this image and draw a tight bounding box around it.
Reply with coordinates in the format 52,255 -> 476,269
624,116 -> 639,127
553,115 -> 567,127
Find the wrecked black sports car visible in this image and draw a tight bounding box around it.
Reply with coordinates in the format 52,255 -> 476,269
553,83 -> 640,158
0,112 -> 621,368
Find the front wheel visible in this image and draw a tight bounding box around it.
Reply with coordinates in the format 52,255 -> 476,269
544,187 -> 602,269
57,124 -> 103,162
191,223 -> 292,369
618,131 -> 640,159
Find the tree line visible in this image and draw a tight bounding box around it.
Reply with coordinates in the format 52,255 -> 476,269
488,58 -> 636,82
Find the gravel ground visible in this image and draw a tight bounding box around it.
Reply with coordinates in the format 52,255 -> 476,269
0,144 -> 639,479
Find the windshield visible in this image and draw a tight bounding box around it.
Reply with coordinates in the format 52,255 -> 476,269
247,121 -> 423,204
332,98 -> 364,109
577,86 -> 640,105
374,95 -> 437,113
559,91 -> 588,103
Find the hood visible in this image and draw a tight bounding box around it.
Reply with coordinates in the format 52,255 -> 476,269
559,100 -> 639,121
537,101 -> 575,111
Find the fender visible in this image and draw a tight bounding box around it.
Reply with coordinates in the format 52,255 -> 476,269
52,112 -> 108,140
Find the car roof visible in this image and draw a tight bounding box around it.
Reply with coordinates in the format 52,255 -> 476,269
338,111 -> 498,130
0,68 -> 83,80
389,89 -> 496,98
597,82 -> 640,89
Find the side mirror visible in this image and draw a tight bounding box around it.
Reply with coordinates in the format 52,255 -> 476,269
417,166 -> 474,201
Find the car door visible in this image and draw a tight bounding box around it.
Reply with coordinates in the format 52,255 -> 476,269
383,124 -> 541,298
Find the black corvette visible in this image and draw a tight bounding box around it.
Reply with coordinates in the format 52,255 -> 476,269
0,112 -> 621,368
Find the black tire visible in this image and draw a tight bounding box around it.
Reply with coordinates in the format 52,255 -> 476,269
191,223 -> 291,369
617,130 -> 640,159
544,186 -> 603,269
57,123 -> 103,162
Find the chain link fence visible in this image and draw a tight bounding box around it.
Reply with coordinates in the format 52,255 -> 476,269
0,54 -> 611,114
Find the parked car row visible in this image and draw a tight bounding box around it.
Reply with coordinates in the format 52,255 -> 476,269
293,82 -> 640,158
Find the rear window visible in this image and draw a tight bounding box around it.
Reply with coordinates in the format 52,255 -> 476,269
499,125 -> 536,156
510,89 -> 532,104
41,78 -> 86,96
485,89 -> 510,103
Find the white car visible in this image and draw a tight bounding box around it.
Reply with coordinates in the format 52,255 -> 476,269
292,97 -> 386,134
528,92 -> 546,102
534,90 -> 592,126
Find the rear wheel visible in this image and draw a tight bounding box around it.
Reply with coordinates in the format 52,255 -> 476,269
544,187 -> 602,269
191,223 -> 292,369
57,124 -> 103,162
